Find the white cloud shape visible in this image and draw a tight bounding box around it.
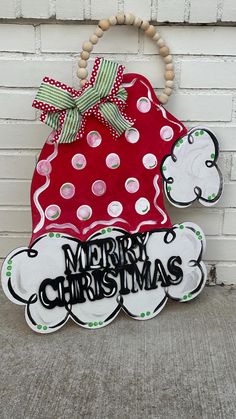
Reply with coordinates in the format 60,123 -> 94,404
2,224 -> 207,333
161,127 -> 223,207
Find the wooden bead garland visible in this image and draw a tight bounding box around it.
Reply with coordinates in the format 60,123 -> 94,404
78,13 -> 175,103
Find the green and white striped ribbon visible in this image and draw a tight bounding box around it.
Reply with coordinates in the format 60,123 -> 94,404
33,58 -> 132,143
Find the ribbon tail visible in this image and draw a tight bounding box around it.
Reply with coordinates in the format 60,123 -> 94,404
41,111 -> 61,131
58,108 -> 82,144
99,102 -> 133,136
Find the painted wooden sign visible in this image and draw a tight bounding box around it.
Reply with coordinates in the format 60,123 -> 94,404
1,58 -> 223,333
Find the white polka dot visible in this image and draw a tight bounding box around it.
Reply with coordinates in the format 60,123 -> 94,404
60,183 -> 75,199
142,154 -> 158,169
125,178 -> 140,193
125,127 -> 140,144
107,201 -> 123,217
87,131 -> 102,147
77,205 -> 92,221
160,126 -> 174,141
137,97 -> 151,113
106,153 -> 120,169
135,198 -> 150,215
71,154 -> 86,170
45,205 -> 61,220
92,180 -> 106,196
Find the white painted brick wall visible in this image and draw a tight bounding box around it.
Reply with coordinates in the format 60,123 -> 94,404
21,0 -> 50,19
0,0 -> 235,284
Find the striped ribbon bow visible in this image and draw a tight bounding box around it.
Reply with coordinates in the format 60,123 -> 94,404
33,58 -> 134,144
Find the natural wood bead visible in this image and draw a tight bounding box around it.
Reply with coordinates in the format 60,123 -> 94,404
152,32 -> 160,41
163,87 -> 172,96
159,46 -> 169,57
166,63 -> 174,71
82,41 -> 93,53
90,34 -> 98,44
80,51 -> 90,60
125,13 -> 135,24
116,13 -> 125,24
80,79 -> 88,88
133,16 -> 142,27
157,38 -> 165,47
145,25 -> 156,38
165,70 -> 175,81
77,68 -> 88,79
165,80 -> 174,88
164,55 -> 172,64
94,27 -> 104,38
98,19 -> 110,31
159,93 -> 168,104
141,20 -> 149,30
109,15 -> 117,25
78,59 -> 87,68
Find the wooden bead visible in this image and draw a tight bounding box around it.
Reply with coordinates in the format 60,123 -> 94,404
166,63 -> 174,71
90,34 -> 98,45
159,46 -> 169,57
78,59 -> 87,68
94,27 -> 104,38
163,87 -> 172,96
125,13 -> 135,24
152,32 -> 160,41
165,80 -> 174,88
116,13 -> 125,24
164,55 -> 172,64
165,70 -> 175,81
82,41 -> 93,53
80,51 -> 90,60
133,16 -> 142,27
157,38 -> 165,47
80,79 -> 88,88
159,93 -> 168,104
145,25 -> 156,38
77,68 -> 88,79
141,20 -> 149,30
98,19 -> 110,31
109,16 -> 117,25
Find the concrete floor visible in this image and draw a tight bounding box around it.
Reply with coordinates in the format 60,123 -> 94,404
0,286 -> 235,419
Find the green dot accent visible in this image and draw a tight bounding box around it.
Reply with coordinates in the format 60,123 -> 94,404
162,166 -> 167,171
7,265 -> 12,270
37,325 -> 42,330
179,139 -> 183,144
7,260 -> 12,264
211,153 -> 215,159
179,224 -> 184,229
176,142 -> 180,147
107,227 -> 112,232
200,130 -> 204,135
99,321 -> 103,325
140,312 -> 145,318
55,233 -> 60,238
208,195 -> 212,200
6,272 -> 11,277
212,193 -> 216,198
43,326 -> 48,330
101,229 -> 106,234
88,322 -> 93,328
198,235 -> 202,240
188,293 -> 192,298
195,131 -> 199,136
183,295 -> 188,300
146,311 -> 151,316
94,322 -> 98,327
167,186 -> 172,192
49,232 -> 54,237
196,231 -> 200,236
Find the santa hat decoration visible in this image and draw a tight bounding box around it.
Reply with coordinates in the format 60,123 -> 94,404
1,15 -> 223,333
